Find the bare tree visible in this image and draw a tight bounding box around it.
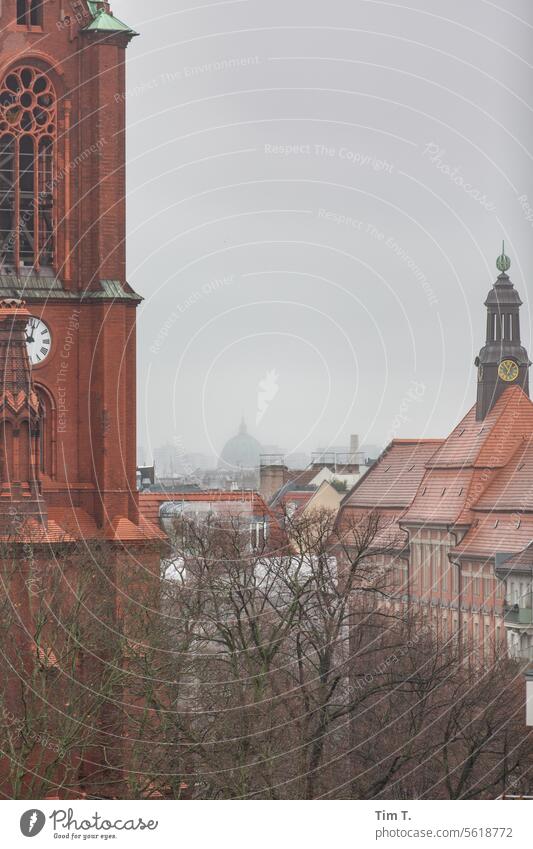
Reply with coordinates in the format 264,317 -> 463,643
1,509 -> 532,801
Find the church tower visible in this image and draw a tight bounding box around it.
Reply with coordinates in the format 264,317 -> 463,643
0,3 -> 164,800
475,246 -> 531,420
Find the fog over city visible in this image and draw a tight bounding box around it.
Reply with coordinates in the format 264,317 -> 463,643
115,0 -> 533,463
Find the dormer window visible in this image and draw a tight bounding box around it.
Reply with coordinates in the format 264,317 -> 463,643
17,0 -> 43,27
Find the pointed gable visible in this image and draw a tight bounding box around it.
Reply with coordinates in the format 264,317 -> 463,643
402,387 -> 533,527
425,387 -> 533,471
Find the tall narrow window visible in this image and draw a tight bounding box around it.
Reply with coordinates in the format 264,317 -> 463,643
30,0 -> 43,26
36,385 -> 55,478
16,0 -> 26,25
0,67 -> 56,270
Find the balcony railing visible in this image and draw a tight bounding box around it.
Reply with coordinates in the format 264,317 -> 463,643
504,605 -> 533,626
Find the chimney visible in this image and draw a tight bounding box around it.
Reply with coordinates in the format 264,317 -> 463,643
259,456 -> 288,503
350,435 -> 360,464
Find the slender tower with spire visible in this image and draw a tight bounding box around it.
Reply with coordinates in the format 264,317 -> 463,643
475,244 -> 531,420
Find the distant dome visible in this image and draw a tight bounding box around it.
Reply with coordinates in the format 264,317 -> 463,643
219,418 -> 262,471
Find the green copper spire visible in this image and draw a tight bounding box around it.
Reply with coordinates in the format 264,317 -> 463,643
496,241 -> 511,274
83,2 -> 138,35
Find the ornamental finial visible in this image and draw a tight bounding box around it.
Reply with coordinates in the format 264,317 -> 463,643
496,241 -> 511,273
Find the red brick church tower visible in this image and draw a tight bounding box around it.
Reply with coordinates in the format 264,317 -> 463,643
0,0 -> 159,541
0,2 -> 163,799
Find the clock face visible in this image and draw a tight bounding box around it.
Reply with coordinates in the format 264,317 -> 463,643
498,359 -> 519,383
25,317 -> 52,366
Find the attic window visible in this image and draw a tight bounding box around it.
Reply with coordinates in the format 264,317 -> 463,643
516,518 -> 522,529
478,427 -> 485,435
441,488 -> 446,496
457,428 -> 466,437
458,487 -> 463,496
17,0 -> 43,26
422,486 -> 427,495
494,519 -> 499,528
382,466 -> 391,473
518,463 -> 526,472
407,464 -> 415,472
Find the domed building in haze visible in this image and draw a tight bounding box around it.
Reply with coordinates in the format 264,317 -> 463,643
219,418 -> 262,472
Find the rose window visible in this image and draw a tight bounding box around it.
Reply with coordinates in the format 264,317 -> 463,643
0,67 -> 56,138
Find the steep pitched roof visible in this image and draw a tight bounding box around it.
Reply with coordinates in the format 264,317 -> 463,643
453,512 -> 533,558
342,440 -> 443,511
426,387 -> 533,470
402,388 -> 533,526
473,439 -> 533,513
402,469 -> 473,525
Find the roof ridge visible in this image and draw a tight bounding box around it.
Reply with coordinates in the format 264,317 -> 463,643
390,438 -> 444,445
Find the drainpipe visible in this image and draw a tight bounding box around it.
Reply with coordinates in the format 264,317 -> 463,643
397,524 -> 409,602
526,668 -> 533,727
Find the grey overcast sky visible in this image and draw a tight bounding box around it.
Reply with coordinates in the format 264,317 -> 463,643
114,0 -> 533,462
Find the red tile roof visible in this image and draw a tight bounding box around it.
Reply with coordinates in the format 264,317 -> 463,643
453,512 -> 533,558
337,506 -> 407,550
336,387 -> 533,559
402,388 -> 533,526
106,515 -> 166,542
5,506 -> 164,544
342,440 -> 443,510
496,543 -> 533,571
48,507 -> 102,539
473,440 -> 533,513
402,468 -> 473,525
139,491 -> 271,523
36,644 -> 59,669
427,387 -> 533,470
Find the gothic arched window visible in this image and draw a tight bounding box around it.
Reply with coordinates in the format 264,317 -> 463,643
35,384 -> 56,479
0,66 -> 56,271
